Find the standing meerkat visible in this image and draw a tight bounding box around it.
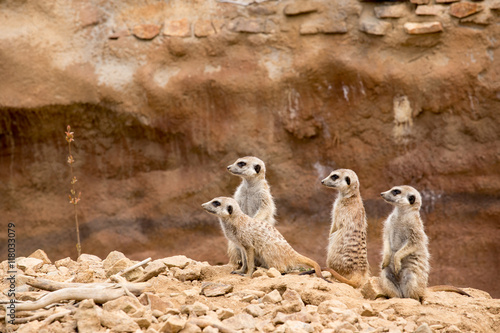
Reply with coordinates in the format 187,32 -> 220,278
380,186 -> 470,301
321,169 -> 370,288
226,156 -> 276,267
202,197 -> 328,282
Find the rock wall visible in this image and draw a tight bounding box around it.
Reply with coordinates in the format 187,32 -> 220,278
0,0 -> 499,297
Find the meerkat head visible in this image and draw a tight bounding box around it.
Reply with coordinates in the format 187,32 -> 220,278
227,156 -> 266,179
321,169 -> 360,196
381,185 -> 422,210
202,197 -> 241,219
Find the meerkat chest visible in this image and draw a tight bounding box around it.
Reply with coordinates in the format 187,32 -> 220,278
238,186 -> 261,217
388,218 -> 411,251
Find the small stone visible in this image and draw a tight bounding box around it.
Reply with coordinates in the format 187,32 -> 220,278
404,321 -> 418,332
183,288 -> 200,298
192,302 -> 209,316
359,19 -> 392,36
361,303 -> 376,317
273,312 -> 288,325
103,251 -> 126,270
327,321 -> 357,332
100,310 -> 140,332
435,0 -> 460,3
460,9 -> 493,24
267,267 -> 281,278
416,5 -> 447,16
163,255 -> 192,269
244,304 -> 265,317
77,254 -> 102,263
317,299 -> 348,314
403,21 -> 443,34
263,289 -> 283,303
222,313 -> 255,330
444,325 -> 462,333
282,320 -> 313,333
175,264 -> 202,281
415,323 -> 434,333
282,289 -> 304,305
28,249 -> 51,264
194,20 -> 216,37
374,4 -> 408,18
75,299 -> 102,333
179,323 -> 202,333
17,258 -> 43,271
55,257 -> 78,270
140,260 -> 167,281
133,24 -> 160,40
216,308 -> 234,320
449,2 -> 483,18
300,20 -> 347,35
284,2 -> 319,16
103,296 -> 142,315
139,293 -> 174,313
201,282 -> 233,297
229,18 -> 266,34
251,268 -> 267,278
135,317 -> 152,329
411,0 -> 430,4
361,277 -> 385,300
161,315 -> 187,333
164,19 -> 191,37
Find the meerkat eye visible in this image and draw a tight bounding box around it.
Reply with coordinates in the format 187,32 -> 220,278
345,177 -> 351,185
391,189 -> 401,196
212,201 -> 221,207
331,174 -> 339,181
227,205 -> 233,215
408,195 -> 416,205
237,162 -> 246,168
254,164 -> 261,174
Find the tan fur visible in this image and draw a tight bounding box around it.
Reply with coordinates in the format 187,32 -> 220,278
322,169 -> 369,288
226,156 -> 276,267
202,197 -> 326,281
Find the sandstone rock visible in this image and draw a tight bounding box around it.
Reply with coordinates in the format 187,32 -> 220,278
229,18 -> 266,34
282,320 -> 313,333
359,19 -> 392,36
135,316 -> 153,329
28,249 -> 51,264
244,304 -> 265,317
435,0 -> 460,3
449,2 -> 483,18
374,4 -> 408,18
163,256 -> 191,269
361,277 -> 385,300
299,20 -> 347,35
460,9 -> 493,25
267,267 -> 281,278
55,257 -> 78,270
179,323 -> 202,333
164,19 -> 191,37
263,289 -> 283,303
102,251 -> 126,270
140,260 -> 167,281
327,321 -> 357,332
17,257 -> 43,271
416,5 -> 447,16
175,263 -> 202,281
139,292 -> 174,313
75,299 -> 102,333
201,282 -> 233,297
74,269 -> 94,283
101,309 -> 141,332
317,299 -> 347,314
403,22 -> 443,34
284,2 -> 320,16
222,313 -> 255,330
216,308 -> 235,320
415,323 -> 434,333
192,301 -> 209,316
103,295 -> 143,315
16,321 -> 44,333
411,0 -> 430,4
202,326 -> 218,333
133,24 -> 161,40
251,268 -> 267,278
77,254 -> 102,263
194,20 -> 216,38
161,315 -> 186,333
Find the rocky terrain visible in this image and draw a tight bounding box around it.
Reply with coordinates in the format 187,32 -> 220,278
0,0 -> 499,300
1,250 -> 499,333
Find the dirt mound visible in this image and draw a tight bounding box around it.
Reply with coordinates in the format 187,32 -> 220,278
1,250 -> 499,333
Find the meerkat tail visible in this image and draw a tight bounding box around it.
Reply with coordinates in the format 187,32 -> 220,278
300,267 -> 359,288
428,285 -> 471,297
296,255 -> 331,283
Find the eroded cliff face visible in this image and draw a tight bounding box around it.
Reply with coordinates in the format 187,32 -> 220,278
0,0 -> 499,296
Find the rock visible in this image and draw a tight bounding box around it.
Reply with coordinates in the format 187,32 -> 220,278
435,0 -> 460,3
101,309 -> 141,332
244,304 -> 265,317
106,257 -> 143,281
139,293 -> 174,313
263,289 -> 283,303
361,277 -> 385,300
415,323 -> 434,333
317,299 -> 347,314
201,282 -> 233,297
135,316 -> 153,329
28,249 -> 51,264
460,10 -> 493,25
252,268 -> 267,278
17,257 -> 43,271
216,308 -> 235,320
222,313 -> 255,330
229,18 -> 266,34
164,19 -> 191,37
16,321 -> 44,333
415,5 -> 447,16
163,256 -> 192,269
77,254 -> 102,263
282,320 -> 313,333
160,315 -> 187,333
284,2 -> 320,16
140,260 -> 167,281
179,323 -> 202,333
175,264 -> 202,281
194,20 -> 216,38
267,267 -> 282,278
54,257 -> 78,270
327,321 -> 357,332
103,251 -> 126,270
411,0 -> 430,4
403,22 -> 443,34
360,303 -> 376,317
202,326 -> 218,333
75,299 -> 102,333
359,19 -> 392,36
374,4 -> 409,18
103,296 -> 143,315
283,289 -> 304,305
192,302 -> 209,316
299,20 -> 347,35
449,2 -> 483,18
133,24 -> 161,40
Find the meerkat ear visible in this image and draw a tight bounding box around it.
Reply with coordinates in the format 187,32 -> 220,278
408,195 -> 416,205
345,177 -> 351,185
254,164 -> 261,174
227,205 -> 233,215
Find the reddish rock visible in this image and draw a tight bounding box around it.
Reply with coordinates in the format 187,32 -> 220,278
194,20 -> 216,38
416,5 -> 447,16
359,19 -> 392,36
133,24 -> 161,40
404,21 -> 443,34
449,2 -> 483,18
164,18 -> 191,37
229,18 -> 266,34
284,2 -> 320,16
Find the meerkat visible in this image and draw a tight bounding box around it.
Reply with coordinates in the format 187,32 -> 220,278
226,156 -> 276,267
202,197 -> 328,282
380,186 -> 470,301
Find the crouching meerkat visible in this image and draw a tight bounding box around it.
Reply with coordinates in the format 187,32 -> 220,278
202,197 -> 328,282
226,156 -> 277,267
321,169 -> 370,288
380,186 -> 470,301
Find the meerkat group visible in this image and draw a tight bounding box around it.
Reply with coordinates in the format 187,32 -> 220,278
202,156 -> 470,300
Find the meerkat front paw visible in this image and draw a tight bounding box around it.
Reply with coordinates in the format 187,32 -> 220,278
231,270 -> 246,276
394,260 -> 401,275
381,256 -> 390,269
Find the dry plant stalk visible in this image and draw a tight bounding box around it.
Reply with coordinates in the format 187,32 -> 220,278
65,125 -> 82,258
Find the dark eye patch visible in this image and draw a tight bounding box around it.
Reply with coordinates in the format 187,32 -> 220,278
237,161 -> 246,168
345,177 -> 350,185
331,174 -> 339,181
391,189 -> 401,196
408,195 -> 416,205
227,205 -> 233,215
212,201 -> 221,207
254,164 -> 261,174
